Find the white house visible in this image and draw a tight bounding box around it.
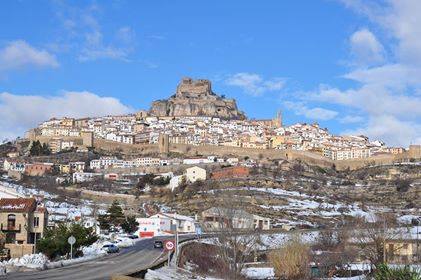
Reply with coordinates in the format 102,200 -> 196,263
135,216 -> 171,238
202,207 -> 271,231
72,172 -> 102,183
182,158 -> 212,165
158,213 -> 197,233
227,158 -> 239,165
135,212 -> 197,237
185,166 -> 206,183
169,175 -> 185,191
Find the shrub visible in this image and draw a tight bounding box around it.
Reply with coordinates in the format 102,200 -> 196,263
374,264 -> 421,280
395,178 -> 411,192
269,237 -> 311,280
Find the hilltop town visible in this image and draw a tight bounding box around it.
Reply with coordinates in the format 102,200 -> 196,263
24,78 -> 417,164
0,77 -> 420,279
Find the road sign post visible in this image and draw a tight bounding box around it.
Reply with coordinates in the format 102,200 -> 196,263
68,235 -> 76,260
196,226 -> 202,240
164,240 -> 175,266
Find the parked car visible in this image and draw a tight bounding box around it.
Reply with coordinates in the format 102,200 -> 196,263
128,235 -> 139,239
153,240 -> 163,249
102,244 -> 120,253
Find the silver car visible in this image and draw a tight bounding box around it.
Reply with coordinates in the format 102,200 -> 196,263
102,244 -> 120,253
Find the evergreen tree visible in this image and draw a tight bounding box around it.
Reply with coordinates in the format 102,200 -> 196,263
30,140 -> 52,156
98,201 -> 125,230
30,140 -> 42,156
121,216 -> 139,234
108,200 -> 125,227
98,214 -> 111,230
42,143 -> 51,155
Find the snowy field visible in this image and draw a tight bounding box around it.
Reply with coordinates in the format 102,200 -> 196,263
0,180 -> 107,222
212,186 -> 419,227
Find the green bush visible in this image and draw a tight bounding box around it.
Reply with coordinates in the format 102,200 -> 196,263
375,264 -> 421,280
37,223 -> 98,259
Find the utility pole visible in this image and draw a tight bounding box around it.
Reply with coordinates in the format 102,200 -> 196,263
175,212 -> 178,266
383,218 -> 387,264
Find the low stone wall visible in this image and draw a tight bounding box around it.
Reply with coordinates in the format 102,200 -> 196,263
61,187 -> 138,204
5,244 -> 34,259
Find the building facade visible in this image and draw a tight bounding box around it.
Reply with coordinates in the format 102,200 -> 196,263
0,198 -> 48,258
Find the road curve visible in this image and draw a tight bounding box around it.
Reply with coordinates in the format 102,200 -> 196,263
1,238 -> 165,280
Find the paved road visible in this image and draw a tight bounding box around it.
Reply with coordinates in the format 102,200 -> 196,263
1,237 -> 168,280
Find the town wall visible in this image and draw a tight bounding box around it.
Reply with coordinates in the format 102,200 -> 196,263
408,145 -> 421,159
30,137 -> 413,171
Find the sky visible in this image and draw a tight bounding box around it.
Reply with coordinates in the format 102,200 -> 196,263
0,0 -> 420,147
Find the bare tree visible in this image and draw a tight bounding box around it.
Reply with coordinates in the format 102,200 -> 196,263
350,213 -> 405,269
313,229 -> 355,278
205,192 -> 262,279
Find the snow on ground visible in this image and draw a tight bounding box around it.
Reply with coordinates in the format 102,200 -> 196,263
199,230 -> 319,251
329,276 -> 366,280
1,253 -> 48,270
145,266 -> 223,280
260,231 -> 319,250
398,214 -> 421,224
242,267 -> 275,279
0,180 -> 108,223
252,187 -> 378,220
0,234 -> 140,274
0,180 -> 55,199
211,186 -> 383,225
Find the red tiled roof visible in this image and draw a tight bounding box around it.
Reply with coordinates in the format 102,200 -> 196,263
0,198 -> 37,213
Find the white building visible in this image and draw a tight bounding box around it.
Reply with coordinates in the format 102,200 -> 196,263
169,175 -> 185,191
202,207 -> 271,231
135,212 -> 197,238
185,166 -> 207,183
89,157 -> 118,170
72,172 -> 102,183
182,158 -> 212,165
134,157 -> 160,167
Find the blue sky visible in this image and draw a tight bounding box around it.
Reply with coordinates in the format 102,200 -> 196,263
0,0 -> 420,146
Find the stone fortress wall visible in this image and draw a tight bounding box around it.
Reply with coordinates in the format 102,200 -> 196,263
27,135 -> 419,171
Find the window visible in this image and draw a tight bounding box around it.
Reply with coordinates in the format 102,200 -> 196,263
7,214 -> 16,228
33,217 -> 40,227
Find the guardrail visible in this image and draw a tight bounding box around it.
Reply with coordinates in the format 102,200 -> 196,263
120,236 -> 198,279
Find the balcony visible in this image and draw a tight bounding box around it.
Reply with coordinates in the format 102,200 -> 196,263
0,224 -> 21,232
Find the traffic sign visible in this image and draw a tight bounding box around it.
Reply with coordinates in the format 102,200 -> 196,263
196,226 -> 202,236
68,235 -> 76,245
68,235 -> 76,260
164,240 -> 175,251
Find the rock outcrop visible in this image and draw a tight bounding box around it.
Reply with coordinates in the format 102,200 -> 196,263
149,77 -> 246,119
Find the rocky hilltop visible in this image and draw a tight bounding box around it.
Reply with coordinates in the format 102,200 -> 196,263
149,77 -> 246,119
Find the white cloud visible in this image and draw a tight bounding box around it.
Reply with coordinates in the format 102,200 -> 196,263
284,101 -> 338,121
349,28 -> 385,66
342,0 -> 421,66
343,115 -> 421,147
340,115 -> 364,124
314,84 -> 421,118
226,73 -> 286,96
297,0 -> 421,146
54,3 -> 135,61
0,91 -> 133,141
0,40 -> 58,72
